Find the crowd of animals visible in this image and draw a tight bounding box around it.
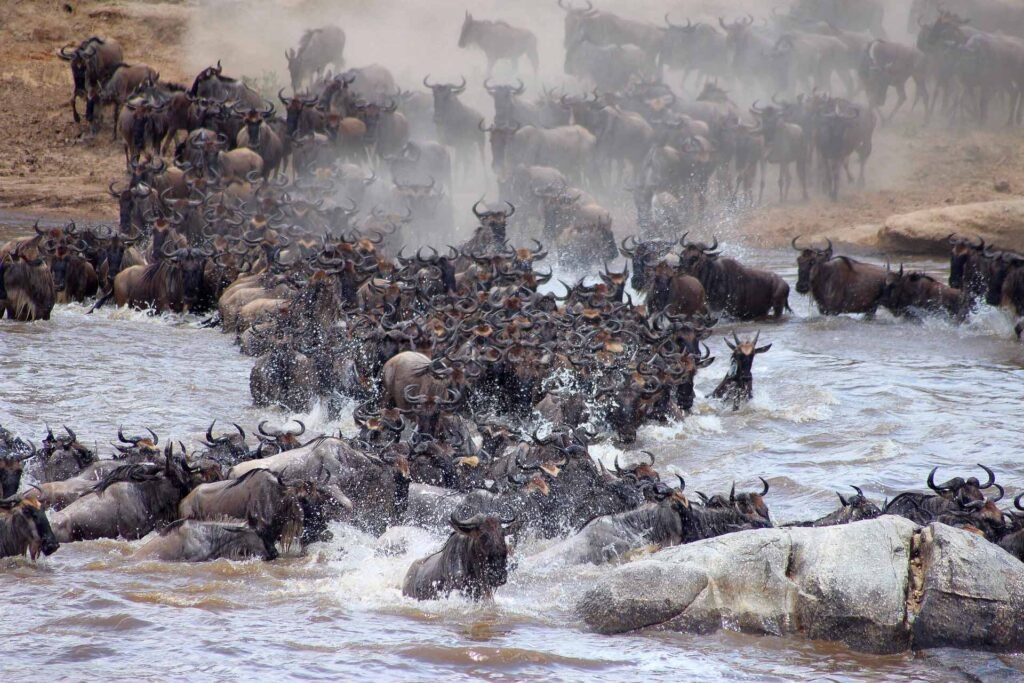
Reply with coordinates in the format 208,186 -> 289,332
3,0 -> 1024,599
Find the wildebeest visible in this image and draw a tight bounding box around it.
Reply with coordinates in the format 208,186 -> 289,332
402,513 -> 513,600
948,234 -> 990,301
0,493 -> 59,560
985,249 -> 1024,315
787,486 -> 882,527
793,237 -> 889,315
49,244 -> 99,304
884,464 -> 999,524
458,12 -> 539,76
50,448 -> 193,542
133,519 -> 278,562
423,75 -> 486,178
188,61 -> 264,110
235,106 -> 284,178
1,243 -> 56,321
56,36 -> 123,125
111,246 -> 213,313
858,40 -> 929,122
94,63 -> 160,138
485,123 -> 595,186
30,426 -> 96,483
179,467 -> 351,548
286,27 -> 346,92
711,331 -> 771,409
660,16 -> 729,85
814,98 -> 875,201
680,238 -> 790,319
559,0 -> 665,64
749,101 -> 808,203
564,38 -> 651,92
789,0 -> 887,37
880,265 -> 964,320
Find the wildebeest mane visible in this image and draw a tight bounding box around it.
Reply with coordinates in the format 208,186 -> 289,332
93,462 -> 162,492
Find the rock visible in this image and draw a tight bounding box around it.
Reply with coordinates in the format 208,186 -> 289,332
878,200 -> 1024,255
916,648 -> 1024,682
911,523 -> 1024,651
578,516 -> 917,653
578,518 -> 1024,653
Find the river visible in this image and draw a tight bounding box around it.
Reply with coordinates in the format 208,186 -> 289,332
2,245 -> 1023,680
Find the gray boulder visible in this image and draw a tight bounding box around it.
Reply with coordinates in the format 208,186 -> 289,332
578,517 -> 1024,654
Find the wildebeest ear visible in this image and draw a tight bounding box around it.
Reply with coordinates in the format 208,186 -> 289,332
754,344 -> 772,354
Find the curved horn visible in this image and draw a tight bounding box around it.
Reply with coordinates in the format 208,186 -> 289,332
759,476 -> 769,496
977,464 -> 995,489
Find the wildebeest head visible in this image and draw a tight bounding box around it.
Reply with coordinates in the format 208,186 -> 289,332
423,74 -> 467,118
985,250 -> 1024,307
480,120 -> 520,171
792,235 -> 833,294
256,420 -> 306,457
0,448 -> 32,499
927,464 -> 996,507
730,477 -> 771,523
37,425 -> 96,482
0,494 -> 60,559
450,512 -> 513,597
201,420 -> 250,469
471,199 -> 515,245
947,233 -> 986,290
834,485 -> 882,523
619,235 -> 675,291
679,235 -> 719,276
114,425 -> 162,463
279,89 -> 319,137
723,331 -> 771,384
598,373 -> 663,444
558,0 -> 599,48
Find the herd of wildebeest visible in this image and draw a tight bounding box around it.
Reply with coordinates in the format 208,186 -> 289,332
2,0 -> 1024,600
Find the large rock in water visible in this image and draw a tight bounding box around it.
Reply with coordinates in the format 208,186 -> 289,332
878,200 -> 1024,255
577,518 -> 1024,654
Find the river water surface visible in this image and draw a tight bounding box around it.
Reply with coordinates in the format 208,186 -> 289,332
3,246 -> 1024,681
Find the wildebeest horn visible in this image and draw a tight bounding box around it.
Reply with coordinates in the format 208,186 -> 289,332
64,425 -> 77,443
257,420 -> 276,437
759,477 -> 769,496
926,466 -> 943,492
504,201 -> 516,217
675,474 -> 685,491
977,464 -> 995,489
117,425 -> 134,444
471,198 -> 485,218
791,235 -> 802,251
422,74 -> 435,89
642,451 -> 656,466
850,485 -> 864,498
450,512 -> 485,533
989,483 -> 1004,503
705,236 -> 719,252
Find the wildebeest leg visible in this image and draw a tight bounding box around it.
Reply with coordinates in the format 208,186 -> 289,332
71,94 -> 81,123
778,163 -> 788,203
111,102 -> 122,141
758,161 -> 767,205
886,83 -> 908,123
797,155 -> 808,201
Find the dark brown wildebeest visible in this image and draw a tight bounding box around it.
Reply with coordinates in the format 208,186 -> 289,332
948,233 -> 990,301
0,493 -> 59,560
235,105 -> 284,178
680,238 -> 789,319
0,445 -> 33,498
50,446 -> 193,542
793,236 -> 889,315
286,26 -> 346,92
188,60 -> 264,110
111,246 -> 213,313
133,519 -> 278,562
402,512 -> 514,600
712,332 -> 771,409
985,249 -> 1024,315
645,260 -> 706,316
0,243 -> 56,321
884,464 -> 999,524
48,243 -> 99,304
56,36 -> 123,124
459,12 -> 539,77
880,265 -> 964,320
93,63 -> 160,138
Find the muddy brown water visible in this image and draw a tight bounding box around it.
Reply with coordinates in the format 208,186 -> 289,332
2,245 -> 1024,680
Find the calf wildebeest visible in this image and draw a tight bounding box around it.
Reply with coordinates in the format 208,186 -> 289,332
880,265 -> 964,320
680,238 -> 790,319
423,75 -> 486,178
57,36 -> 123,125
50,448 -> 193,542
793,237 -> 889,315
458,12 -> 539,77
286,26 -> 346,92
0,493 -> 59,560
133,519 -> 278,562
712,332 -> 771,409
402,513 -> 514,600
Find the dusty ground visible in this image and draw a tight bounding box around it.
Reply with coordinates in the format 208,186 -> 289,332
2,0 -> 1024,252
